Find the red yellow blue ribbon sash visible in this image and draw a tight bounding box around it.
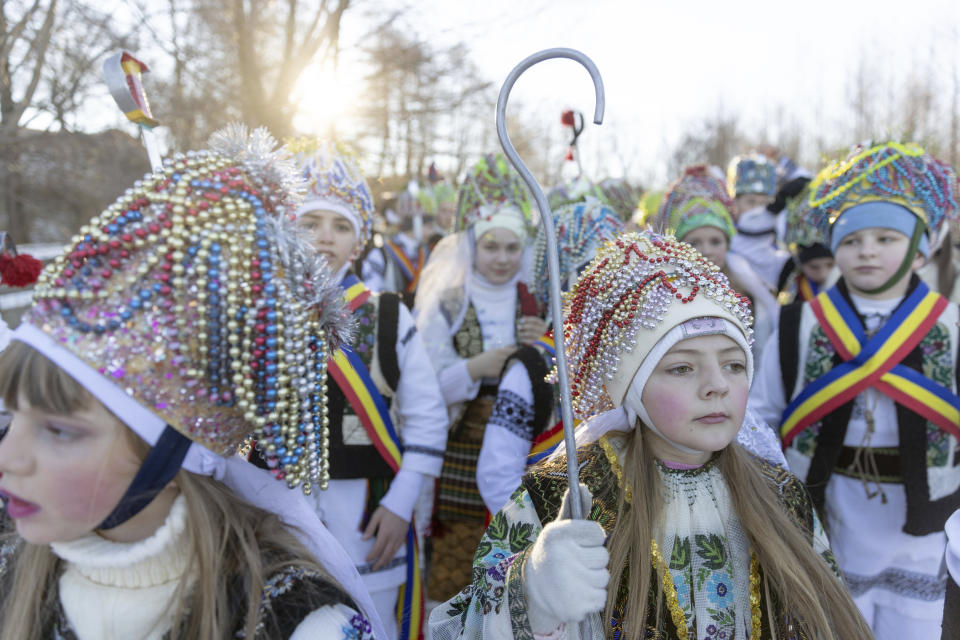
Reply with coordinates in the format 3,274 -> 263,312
384,240 -> 426,293
331,275 -> 423,639
796,274 -> 817,302
527,420 -> 565,465
525,331 -> 577,465
781,282 -> 959,448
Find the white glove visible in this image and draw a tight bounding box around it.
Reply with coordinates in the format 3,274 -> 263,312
524,485 -> 608,634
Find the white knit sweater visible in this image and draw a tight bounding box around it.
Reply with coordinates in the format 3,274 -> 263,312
49,496 -> 365,639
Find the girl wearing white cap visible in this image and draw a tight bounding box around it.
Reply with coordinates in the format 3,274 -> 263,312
429,231 -> 870,640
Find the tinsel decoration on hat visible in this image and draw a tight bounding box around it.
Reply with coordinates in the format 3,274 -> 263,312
807,141 -> 959,246
455,152 -> 532,232
26,124 -> 354,493
655,165 -> 736,240
561,231 -> 753,418
532,199 -> 623,309
285,137 -> 376,245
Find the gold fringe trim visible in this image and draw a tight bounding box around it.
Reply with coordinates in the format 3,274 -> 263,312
651,538 -> 689,640
750,551 -> 762,639
599,436 -> 633,503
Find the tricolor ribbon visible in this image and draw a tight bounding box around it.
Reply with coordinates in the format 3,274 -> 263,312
384,240 -> 426,293
780,282 -> 960,448
329,274 -> 423,639
796,274 -> 817,303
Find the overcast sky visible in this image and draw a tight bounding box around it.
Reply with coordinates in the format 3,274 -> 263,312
82,0 -> 960,185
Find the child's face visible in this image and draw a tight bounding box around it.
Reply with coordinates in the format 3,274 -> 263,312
732,193 -> 772,219
681,226 -> 728,269
474,227 -> 524,285
834,227 -> 924,299
0,395 -> 143,545
641,334 -> 749,464
800,256 -> 835,286
296,209 -> 360,274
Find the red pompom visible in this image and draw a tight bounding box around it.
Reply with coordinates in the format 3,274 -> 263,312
564,148 -> 574,162
0,253 -> 43,287
561,110 -> 575,127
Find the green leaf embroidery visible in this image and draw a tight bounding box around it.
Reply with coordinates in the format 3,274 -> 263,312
696,566 -> 710,590
670,538 -> 691,570
508,522 -> 535,552
486,513 -> 508,542
695,533 -> 727,570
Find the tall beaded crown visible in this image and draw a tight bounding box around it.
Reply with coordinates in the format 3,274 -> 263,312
655,165 -> 736,241
25,125 -> 354,493
562,231 -> 753,418
532,199 -> 623,308
727,153 -> 777,197
455,153 -> 532,232
807,141 -> 959,246
286,138 -> 376,245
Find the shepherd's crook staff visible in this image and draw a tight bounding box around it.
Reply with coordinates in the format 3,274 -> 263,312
497,49 -> 605,640
103,52 -> 163,173
497,47 -> 604,522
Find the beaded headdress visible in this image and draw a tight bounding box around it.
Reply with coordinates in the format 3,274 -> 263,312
532,199 -> 623,308
455,153 -> 532,232
546,175 -> 607,212
806,141 -> 959,247
727,154 -> 777,198
656,165 -> 736,241
597,178 -> 641,223
562,231 -> 753,418
21,125 -> 353,492
286,138 -> 375,245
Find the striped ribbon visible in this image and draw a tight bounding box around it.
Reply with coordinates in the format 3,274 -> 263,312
781,282 -> 959,447
384,240 -> 426,293
332,275 -> 423,639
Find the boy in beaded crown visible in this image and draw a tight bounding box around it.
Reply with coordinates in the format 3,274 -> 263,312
749,141 -> 960,639
285,139 -> 449,640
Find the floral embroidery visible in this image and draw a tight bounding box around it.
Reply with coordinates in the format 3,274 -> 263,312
341,612 -> 375,640
794,326 -> 834,458
921,323 -> 954,468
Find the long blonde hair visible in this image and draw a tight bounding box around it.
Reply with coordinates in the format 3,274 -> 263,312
0,341 -> 340,640
603,426 -> 873,639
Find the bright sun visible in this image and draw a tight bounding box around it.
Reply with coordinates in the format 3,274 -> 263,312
292,60 -> 360,136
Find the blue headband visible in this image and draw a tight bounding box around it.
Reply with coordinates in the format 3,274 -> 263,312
830,201 -> 930,258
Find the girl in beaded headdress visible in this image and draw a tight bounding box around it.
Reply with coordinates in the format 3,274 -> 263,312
654,165 -> 779,359
749,141 -> 960,640
413,153 -> 548,603
476,197 -> 623,515
284,139 -> 448,640
429,230 -> 872,640
0,127 -> 387,640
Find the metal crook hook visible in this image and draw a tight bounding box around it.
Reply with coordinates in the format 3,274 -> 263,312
496,49 -> 604,523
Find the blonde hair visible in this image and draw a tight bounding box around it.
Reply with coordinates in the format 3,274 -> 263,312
603,425 -> 873,639
0,341 -> 341,639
